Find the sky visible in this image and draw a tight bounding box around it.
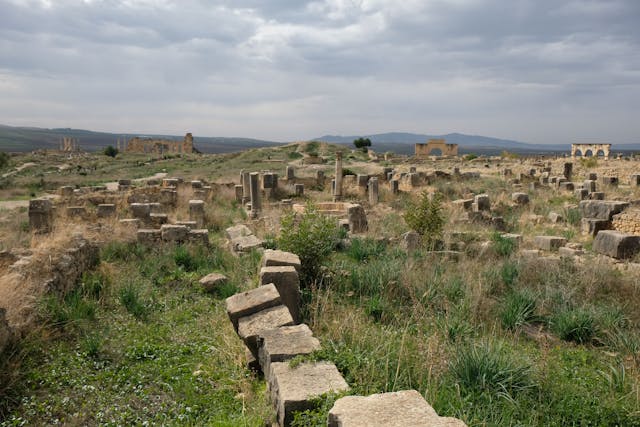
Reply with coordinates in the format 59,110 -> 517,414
0,0 -> 639,144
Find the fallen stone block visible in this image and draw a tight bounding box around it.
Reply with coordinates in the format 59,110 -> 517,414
149,213 -> 168,227
533,236 -> 567,251
199,272 -> 228,293
473,194 -> 490,211
262,249 -> 301,272
269,361 -> 350,427
579,200 -> 628,220
259,266 -> 301,323
593,230 -> 640,259
232,235 -> 264,252
581,218 -> 610,236
511,192 -> 529,205
226,224 -> 253,240
452,199 -> 473,210
160,224 -> 189,243
328,390 -> 467,427
520,249 -> 541,259
225,283 -> 282,331
238,305 -> 294,357
257,324 -> 321,380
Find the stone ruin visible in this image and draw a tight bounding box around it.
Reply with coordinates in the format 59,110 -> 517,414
415,138 -> 459,157
222,249 -> 467,427
125,132 -> 194,154
571,143 -> 611,160
59,136 -> 80,152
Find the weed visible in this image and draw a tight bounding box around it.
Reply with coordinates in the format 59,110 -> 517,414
491,233 -> 516,258
499,289 -> 537,330
551,308 -> 596,344
118,282 -> 148,320
80,333 -> 102,359
346,237 -> 386,262
42,290 -> 96,327
101,241 -> 146,262
500,261 -> 519,287
566,207 -> 581,226
291,392 -> 348,427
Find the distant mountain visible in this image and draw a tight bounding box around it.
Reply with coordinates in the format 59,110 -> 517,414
0,125 -> 284,154
313,132 -> 571,155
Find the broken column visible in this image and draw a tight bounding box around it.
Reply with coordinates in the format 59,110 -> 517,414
368,177 -> 379,205
234,185 -> 243,203
334,151 -> 343,202
390,179 -> 399,195
242,171 -> 251,204
285,166 -> 295,180
563,162 -> 573,180
189,199 -> 205,228
250,172 -> 261,219
294,184 -> 304,196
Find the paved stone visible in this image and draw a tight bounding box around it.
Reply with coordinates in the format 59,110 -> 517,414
225,283 -> 282,331
269,361 -> 349,427
328,390 -> 467,427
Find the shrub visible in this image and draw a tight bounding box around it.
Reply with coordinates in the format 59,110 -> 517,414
0,151 -> 9,170
500,289 -> 537,330
403,191 -> 445,249
551,308 -> 596,344
103,145 -> 118,158
278,202 -> 340,285
451,341 -> 533,397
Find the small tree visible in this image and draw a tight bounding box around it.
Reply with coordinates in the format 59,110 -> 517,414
103,145 -> 118,158
353,137 -> 372,152
278,202 -> 340,285
403,191 -> 445,249
0,151 -> 9,170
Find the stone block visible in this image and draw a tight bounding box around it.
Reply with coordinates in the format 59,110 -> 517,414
630,174 -> 640,187
548,212 -> 563,223
176,220 -> 198,229
232,235 -> 264,252
534,236 -> 567,251
511,192 -> 529,205
257,324 -> 320,380
500,233 -> 522,244
29,198 -> 53,233
581,218 -> 610,236
589,192 -> 605,200
262,249 -> 301,272
559,182 -> 575,191
294,183 -> 304,196
130,203 -> 151,219
225,283 -> 282,331
226,224 -> 252,240
452,199 -> 473,210
269,361 -> 349,427
159,189 -> 177,206
599,176 -> 618,186
59,186 -> 74,197
199,272 -> 228,293
520,249 -> 540,259
328,390 -> 467,427
118,218 -> 140,229
238,305 -> 294,357
559,246 -> 583,257
473,194 -> 490,211
588,173 -> 598,181
259,266 -> 301,323
191,180 -> 203,189
575,189 -> 589,200
188,229 -> 209,245
160,224 -> 188,242
149,202 -> 163,214
97,204 -> 116,218
162,178 -> 179,188
347,204 -> 368,233
583,180 -> 597,193
149,213 -> 168,226
137,229 -> 161,245
593,230 -> 640,259
579,200 -> 629,220
66,206 -> 86,218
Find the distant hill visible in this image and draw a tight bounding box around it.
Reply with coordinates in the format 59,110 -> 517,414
0,125 -> 284,154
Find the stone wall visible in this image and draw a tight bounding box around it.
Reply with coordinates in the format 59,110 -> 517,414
125,133 -> 194,154
612,209 -> 640,235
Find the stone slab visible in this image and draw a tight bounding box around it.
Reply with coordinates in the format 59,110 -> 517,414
257,324 -> 321,380
199,272 -> 228,293
579,200 -> 628,220
269,361 -> 349,427
225,283 -> 282,331
238,305 -> 294,357
593,230 -> 640,259
262,249 -> 301,272
328,390 -> 467,427
259,266 -> 301,323
533,236 -> 567,251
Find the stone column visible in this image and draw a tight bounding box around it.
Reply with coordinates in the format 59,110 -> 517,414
334,151 -> 343,202
294,184 -> 304,196
29,198 -> 53,233
390,179 -> 399,194
249,172 -> 261,218
189,200 -> 206,228
316,170 -> 325,186
286,166 -> 295,180
368,177 -> 379,205
563,162 -> 573,180
242,171 -> 251,204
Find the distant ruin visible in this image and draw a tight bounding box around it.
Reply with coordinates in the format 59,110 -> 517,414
415,138 -> 458,157
59,136 -> 80,152
125,133 -> 194,154
571,143 -> 611,160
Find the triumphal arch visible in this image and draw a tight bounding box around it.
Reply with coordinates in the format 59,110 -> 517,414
415,139 -> 458,157
571,143 -> 611,160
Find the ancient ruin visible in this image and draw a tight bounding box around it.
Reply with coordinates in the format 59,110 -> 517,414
125,132 -> 194,154
571,143 -> 611,160
415,138 -> 458,157
59,136 -> 80,152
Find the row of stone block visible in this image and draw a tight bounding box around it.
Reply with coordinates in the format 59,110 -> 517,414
137,224 -> 209,245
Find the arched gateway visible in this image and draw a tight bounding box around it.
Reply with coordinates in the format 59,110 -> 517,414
571,143 -> 611,160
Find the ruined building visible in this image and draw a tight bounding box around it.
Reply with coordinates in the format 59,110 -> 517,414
60,137 -> 80,152
125,133 -> 194,154
415,138 -> 458,157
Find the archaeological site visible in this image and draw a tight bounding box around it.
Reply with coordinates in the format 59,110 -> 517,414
1,141 -> 640,426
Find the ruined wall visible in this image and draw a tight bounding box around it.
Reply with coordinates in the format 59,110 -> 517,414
612,209 -> 640,235
415,139 -> 458,157
125,133 -> 194,154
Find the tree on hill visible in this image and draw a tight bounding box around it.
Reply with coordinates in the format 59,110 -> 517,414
103,145 -> 118,158
353,137 -> 372,152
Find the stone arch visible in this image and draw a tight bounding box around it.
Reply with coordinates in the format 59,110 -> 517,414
571,143 -> 611,160
415,139 -> 458,158
584,149 -> 593,157
429,148 -> 443,156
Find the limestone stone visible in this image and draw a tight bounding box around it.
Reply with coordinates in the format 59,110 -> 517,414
130,203 -> 151,219
259,266 -> 301,323
118,218 -> 141,229
401,231 -> 422,252
137,229 -> 161,245
176,220 -> 198,229
225,283 -> 282,331
286,166 -> 295,180
520,249 -> 540,258
559,182 -> 575,191
149,213 -> 168,226
579,200 -> 629,220
294,183 -> 304,196
189,199 -> 206,228
328,390 -> 467,427
583,180 -> 597,193
548,212 -> 564,223
159,189 -> 177,206
257,324 -> 320,379
262,249 -> 301,272
29,198 -> 53,233
390,179 -> 399,194
191,180 -> 203,189
97,204 -> 116,218
500,233 -> 522,244
533,236 -> 567,251
347,204 -> 368,233
226,224 -> 252,240
238,305 -> 294,357
575,188 -> 589,200
232,235 -> 264,252
593,230 -> 640,259
59,186 -> 74,197
199,272 -> 228,293
188,229 -> 209,245
269,361 -> 349,427
162,178 -> 179,188
473,194 -> 490,211
368,177 -> 379,205
559,246 -> 583,257
160,224 -> 188,242
589,192 -> 605,200
66,206 -> 86,218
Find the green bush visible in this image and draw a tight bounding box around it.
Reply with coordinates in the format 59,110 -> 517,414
0,151 -> 9,170
451,341 -> 533,397
278,202 -> 340,285
103,145 -> 119,158
403,191 -> 445,249
551,308 -> 596,344
500,289 -> 537,330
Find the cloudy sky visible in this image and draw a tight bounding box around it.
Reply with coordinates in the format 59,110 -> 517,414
0,0 -> 639,144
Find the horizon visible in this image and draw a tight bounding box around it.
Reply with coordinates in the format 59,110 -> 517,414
1,0 -> 639,145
